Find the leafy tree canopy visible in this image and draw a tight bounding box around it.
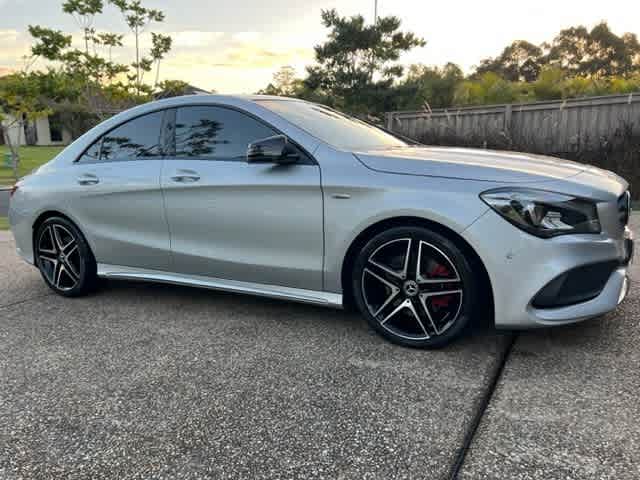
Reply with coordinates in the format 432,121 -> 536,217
304,9 -> 425,114
476,40 -> 543,82
545,22 -> 640,77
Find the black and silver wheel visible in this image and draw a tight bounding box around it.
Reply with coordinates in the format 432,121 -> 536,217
353,226 -> 477,348
35,217 -> 97,297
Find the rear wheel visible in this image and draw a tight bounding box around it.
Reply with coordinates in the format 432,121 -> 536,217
34,217 -> 98,297
352,226 -> 477,348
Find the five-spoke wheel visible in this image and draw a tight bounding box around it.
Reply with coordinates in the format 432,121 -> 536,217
35,217 -> 97,297
353,226 -> 476,348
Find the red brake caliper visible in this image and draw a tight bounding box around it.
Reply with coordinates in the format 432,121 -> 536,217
429,262 -> 451,278
431,295 -> 452,309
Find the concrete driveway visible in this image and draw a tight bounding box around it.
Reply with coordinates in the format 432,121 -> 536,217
0,217 -> 638,479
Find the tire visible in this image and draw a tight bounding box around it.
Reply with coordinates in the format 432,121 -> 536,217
34,216 -> 98,297
352,226 -> 477,349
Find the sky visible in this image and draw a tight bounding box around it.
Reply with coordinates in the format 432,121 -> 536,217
0,0 -> 639,93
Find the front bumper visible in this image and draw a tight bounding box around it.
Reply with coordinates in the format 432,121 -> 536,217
463,209 -> 633,329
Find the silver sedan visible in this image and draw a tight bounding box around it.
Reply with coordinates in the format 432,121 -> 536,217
8,95 -> 634,348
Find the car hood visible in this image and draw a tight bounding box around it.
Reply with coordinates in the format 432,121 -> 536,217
353,146 -> 592,183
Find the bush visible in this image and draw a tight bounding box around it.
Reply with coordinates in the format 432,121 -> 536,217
454,72 -> 518,106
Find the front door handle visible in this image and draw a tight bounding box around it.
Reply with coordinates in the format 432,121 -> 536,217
171,169 -> 200,183
77,173 -> 99,185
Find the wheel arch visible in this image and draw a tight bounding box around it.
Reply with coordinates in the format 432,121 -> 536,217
31,210 -> 95,259
340,216 -> 494,324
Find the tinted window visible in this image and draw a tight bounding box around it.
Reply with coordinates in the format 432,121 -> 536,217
98,111 -> 164,162
78,139 -> 101,163
174,106 -> 276,160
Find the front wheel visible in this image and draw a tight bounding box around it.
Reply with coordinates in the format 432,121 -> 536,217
352,226 -> 477,348
34,217 -> 98,297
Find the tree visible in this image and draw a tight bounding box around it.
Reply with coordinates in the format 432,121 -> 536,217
27,26 -> 72,65
96,32 -> 124,63
28,24 -> 129,118
394,63 -> 463,110
258,66 -> 302,96
545,22 -> 640,77
476,40 -> 543,82
304,9 -> 425,114
27,0 -> 172,119
62,0 -> 104,54
110,0 -> 166,92
150,33 -> 172,87
0,73 -> 51,179
155,79 -> 194,98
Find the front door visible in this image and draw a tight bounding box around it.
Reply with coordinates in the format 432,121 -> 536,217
161,105 -> 324,291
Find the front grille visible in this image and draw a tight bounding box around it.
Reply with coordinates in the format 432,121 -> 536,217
618,191 -> 631,227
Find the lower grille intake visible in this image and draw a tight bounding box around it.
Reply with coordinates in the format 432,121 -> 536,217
532,260 -> 619,309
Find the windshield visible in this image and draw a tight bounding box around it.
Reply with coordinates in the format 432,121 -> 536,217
257,100 -> 409,151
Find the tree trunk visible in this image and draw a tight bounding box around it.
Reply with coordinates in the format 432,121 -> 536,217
135,26 -> 140,93
155,60 -> 161,88
3,123 -> 20,181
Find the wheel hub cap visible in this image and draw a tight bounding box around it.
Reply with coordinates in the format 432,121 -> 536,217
403,280 -> 419,297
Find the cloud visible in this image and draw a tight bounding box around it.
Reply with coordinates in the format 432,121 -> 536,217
231,32 -> 261,43
0,29 -> 30,65
122,30 -> 225,50
209,44 -> 312,69
0,29 -> 20,42
0,26 -> 313,93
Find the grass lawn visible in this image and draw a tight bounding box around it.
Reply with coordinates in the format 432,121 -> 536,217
0,145 -> 65,186
0,217 -> 8,231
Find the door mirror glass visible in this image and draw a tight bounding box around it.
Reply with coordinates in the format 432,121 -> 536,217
247,135 -> 299,165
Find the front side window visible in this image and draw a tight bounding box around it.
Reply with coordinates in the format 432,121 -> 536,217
78,111 -> 165,163
173,106 -> 277,161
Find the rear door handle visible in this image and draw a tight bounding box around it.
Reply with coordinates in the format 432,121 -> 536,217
77,173 -> 99,185
171,169 -> 200,183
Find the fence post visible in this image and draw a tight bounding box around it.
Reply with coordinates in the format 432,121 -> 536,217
504,104 -> 512,132
385,113 -> 393,131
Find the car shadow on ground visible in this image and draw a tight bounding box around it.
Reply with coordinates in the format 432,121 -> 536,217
93,278 -> 504,350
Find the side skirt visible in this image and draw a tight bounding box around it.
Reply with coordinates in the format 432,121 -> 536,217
97,264 -> 344,309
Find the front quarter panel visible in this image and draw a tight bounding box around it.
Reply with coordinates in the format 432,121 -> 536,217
317,145 -> 492,293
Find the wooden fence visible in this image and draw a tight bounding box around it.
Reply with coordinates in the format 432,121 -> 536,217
385,93 -> 640,198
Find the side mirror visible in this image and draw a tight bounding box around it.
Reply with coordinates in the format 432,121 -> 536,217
247,135 -> 299,165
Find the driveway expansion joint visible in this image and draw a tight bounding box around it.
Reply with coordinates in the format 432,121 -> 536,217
0,293 -> 54,310
448,332 -> 517,480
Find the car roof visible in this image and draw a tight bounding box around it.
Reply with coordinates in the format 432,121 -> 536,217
154,93 -> 302,103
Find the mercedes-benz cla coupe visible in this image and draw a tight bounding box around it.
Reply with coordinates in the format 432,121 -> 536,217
9,95 -> 634,348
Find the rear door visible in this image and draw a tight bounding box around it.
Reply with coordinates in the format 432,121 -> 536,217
69,110 -> 171,270
161,105 -> 324,291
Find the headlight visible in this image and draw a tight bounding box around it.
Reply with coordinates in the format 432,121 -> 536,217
480,188 -> 601,238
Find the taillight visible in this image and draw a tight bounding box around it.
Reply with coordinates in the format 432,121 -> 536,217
9,184 -> 18,198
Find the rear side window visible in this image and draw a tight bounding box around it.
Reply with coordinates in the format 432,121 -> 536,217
173,106 -> 276,161
80,140 -> 101,163
78,111 -> 165,163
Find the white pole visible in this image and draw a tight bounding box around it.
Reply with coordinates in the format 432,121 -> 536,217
374,0 -> 378,23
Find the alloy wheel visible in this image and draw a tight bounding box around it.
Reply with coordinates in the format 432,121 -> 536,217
37,223 -> 82,291
361,237 -> 464,341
